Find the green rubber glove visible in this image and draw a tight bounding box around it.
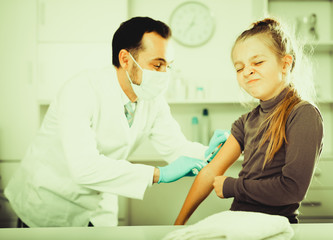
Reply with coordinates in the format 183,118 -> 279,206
158,156 -> 207,184
205,130 -> 230,162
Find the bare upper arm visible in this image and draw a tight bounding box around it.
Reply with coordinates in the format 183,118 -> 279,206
207,134 -> 242,175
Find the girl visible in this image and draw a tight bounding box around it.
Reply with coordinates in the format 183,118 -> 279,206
174,18 -> 323,224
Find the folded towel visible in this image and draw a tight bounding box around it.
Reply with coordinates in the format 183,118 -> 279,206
163,211 -> 294,240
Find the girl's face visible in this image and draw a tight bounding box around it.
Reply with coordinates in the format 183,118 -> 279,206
232,35 -> 289,101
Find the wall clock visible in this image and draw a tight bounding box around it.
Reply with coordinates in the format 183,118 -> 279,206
169,1 -> 215,47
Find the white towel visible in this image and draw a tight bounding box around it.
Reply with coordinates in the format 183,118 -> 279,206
163,211 -> 294,240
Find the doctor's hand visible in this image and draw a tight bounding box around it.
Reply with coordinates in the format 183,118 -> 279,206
213,175 -> 228,198
205,129 -> 230,162
157,156 -> 208,184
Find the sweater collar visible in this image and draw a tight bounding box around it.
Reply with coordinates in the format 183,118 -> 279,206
260,87 -> 289,112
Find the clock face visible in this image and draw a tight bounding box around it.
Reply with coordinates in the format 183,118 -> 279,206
170,2 -> 215,47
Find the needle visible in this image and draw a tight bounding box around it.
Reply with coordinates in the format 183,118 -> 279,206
191,142 -> 223,175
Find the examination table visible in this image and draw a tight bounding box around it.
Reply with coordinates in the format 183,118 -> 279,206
0,224 -> 332,240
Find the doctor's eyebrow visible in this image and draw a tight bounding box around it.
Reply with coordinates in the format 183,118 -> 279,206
152,58 -> 174,66
152,57 -> 167,63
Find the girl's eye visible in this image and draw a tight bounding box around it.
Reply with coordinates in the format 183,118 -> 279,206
255,61 -> 264,65
236,68 -> 243,73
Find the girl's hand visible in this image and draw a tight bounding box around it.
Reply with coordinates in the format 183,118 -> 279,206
213,175 -> 228,198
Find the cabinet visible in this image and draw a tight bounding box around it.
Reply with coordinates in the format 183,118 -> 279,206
0,0 -> 129,227
37,0 -> 129,226
36,0 -> 128,104
0,0 -> 38,228
0,0 -> 39,160
300,158 -> 333,222
0,161 -> 20,227
37,43 -> 111,103
37,0 -> 128,42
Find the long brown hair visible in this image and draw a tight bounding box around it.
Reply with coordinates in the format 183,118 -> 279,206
259,88 -> 302,168
234,18 -> 306,169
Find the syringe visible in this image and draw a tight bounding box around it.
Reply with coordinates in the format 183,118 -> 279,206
192,143 -> 223,175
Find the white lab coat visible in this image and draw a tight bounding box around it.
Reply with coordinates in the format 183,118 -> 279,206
5,66 -> 207,227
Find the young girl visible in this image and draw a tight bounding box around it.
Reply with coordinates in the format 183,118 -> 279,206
174,18 -> 323,224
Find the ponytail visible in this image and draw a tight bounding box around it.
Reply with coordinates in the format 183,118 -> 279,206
259,87 -> 302,169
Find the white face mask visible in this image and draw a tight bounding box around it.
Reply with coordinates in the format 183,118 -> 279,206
126,53 -> 170,101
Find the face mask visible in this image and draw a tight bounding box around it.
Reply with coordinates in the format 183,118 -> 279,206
126,53 -> 170,101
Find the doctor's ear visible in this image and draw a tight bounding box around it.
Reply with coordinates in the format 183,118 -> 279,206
282,54 -> 293,74
119,49 -> 131,70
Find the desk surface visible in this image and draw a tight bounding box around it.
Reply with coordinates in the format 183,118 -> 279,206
0,224 -> 332,240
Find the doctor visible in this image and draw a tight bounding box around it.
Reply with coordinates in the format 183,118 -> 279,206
5,17 -> 228,227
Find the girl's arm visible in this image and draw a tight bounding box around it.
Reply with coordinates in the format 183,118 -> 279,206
174,134 -> 242,225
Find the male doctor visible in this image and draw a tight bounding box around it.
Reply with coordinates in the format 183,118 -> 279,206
5,17 -> 227,227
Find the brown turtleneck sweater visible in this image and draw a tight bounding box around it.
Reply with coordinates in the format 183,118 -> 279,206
223,88 -> 323,223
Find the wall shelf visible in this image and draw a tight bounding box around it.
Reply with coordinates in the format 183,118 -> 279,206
167,99 -> 259,105
306,41 -> 333,52
167,99 -> 240,104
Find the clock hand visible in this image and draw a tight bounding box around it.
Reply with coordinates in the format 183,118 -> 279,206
186,16 -> 196,32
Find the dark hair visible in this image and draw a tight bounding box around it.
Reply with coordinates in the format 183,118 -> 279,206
112,17 -> 172,68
